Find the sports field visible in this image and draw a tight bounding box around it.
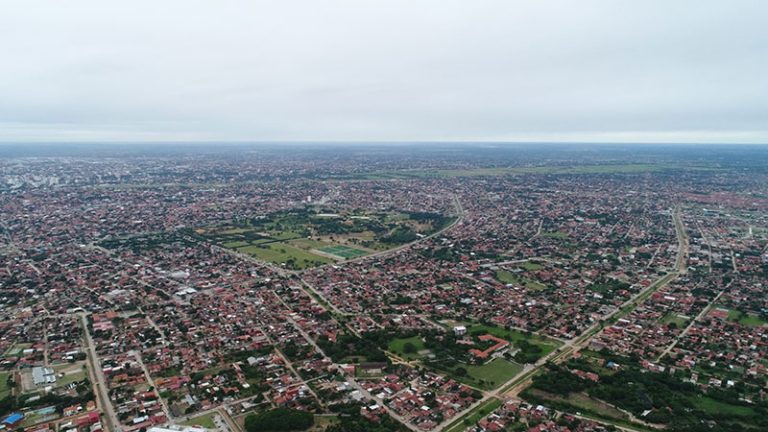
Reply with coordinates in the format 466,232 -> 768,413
318,245 -> 368,259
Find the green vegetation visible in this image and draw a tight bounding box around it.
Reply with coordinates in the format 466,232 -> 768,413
466,324 -> 561,359
318,245 -> 368,259
452,358 -> 523,389
245,408 -> 313,432
308,415 -> 340,431
445,398 -> 502,432
195,208 -> 449,269
527,389 -> 629,421
388,336 -> 426,360
523,360 -> 768,431
98,232 -> 197,253
325,403 -> 409,432
421,325 -> 542,389
237,243 -> 333,269
317,332 -> 389,363
0,386 -> 95,419
54,370 -> 86,387
3,343 -> 32,357
343,163 -> 712,181
727,309 -> 768,327
0,372 -> 11,399
222,240 -> 249,248
540,230 -> 569,239
494,270 -> 547,291
661,312 -> 689,329
586,278 -> 631,300
181,413 -> 218,429
519,262 -> 543,271
692,396 -> 756,417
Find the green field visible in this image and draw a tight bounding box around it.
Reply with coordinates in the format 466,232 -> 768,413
528,389 -> 630,421
727,310 -> 767,327
661,312 -> 689,328
288,238 -> 331,249
692,396 -> 756,417
0,372 -> 11,398
540,230 -> 569,239
495,270 -> 548,290
453,358 -> 524,389
519,262 -> 543,271
222,240 -> 250,248
237,243 -> 333,269
54,366 -> 86,387
3,343 -> 32,357
220,227 -> 252,235
181,412 -> 218,429
318,245 -> 369,259
387,336 -> 426,361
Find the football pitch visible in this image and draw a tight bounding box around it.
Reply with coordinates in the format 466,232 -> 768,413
319,245 -> 368,259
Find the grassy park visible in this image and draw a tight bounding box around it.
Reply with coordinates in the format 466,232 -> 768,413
388,336 -> 427,361
494,270 -> 548,290
0,372 -> 11,398
181,412 -> 218,429
727,310 -> 767,327
450,358 -> 524,389
195,208 -> 452,270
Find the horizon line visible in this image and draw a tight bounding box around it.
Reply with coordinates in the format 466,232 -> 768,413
1,141 -> 767,146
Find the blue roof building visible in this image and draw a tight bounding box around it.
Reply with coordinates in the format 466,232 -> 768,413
1,412 -> 24,426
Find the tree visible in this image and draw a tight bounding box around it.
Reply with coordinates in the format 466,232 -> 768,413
403,342 -> 418,354
244,408 -> 314,432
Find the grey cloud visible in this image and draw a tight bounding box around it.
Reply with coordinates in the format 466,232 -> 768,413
0,0 -> 766,143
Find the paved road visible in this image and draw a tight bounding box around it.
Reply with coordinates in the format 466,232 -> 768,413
673,205 -> 689,273
273,292 -> 420,431
130,350 -> 173,421
80,313 -> 121,432
656,283 -> 729,361
444,205 -> 689,431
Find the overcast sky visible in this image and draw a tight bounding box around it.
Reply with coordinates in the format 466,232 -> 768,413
0,1 -> 766,143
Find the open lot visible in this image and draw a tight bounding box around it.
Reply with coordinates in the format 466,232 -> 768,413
661,312 -> 689,328
727,310 -> 767,327
387,336 -> 427,361
519,262 -> 543,271
540,230 -> 569,239
3,343 -> 32,357
237,243 -> 333,269
692,396 -> 756,417
527,389 -> 629,421
309,415 -> 340,431
0,371 -> 11,398
181,412 -> 218,429
494,269 -> 548,290
454,358 -> 524,390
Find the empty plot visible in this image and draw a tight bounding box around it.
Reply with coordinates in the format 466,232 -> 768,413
237,243 -> 333,269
